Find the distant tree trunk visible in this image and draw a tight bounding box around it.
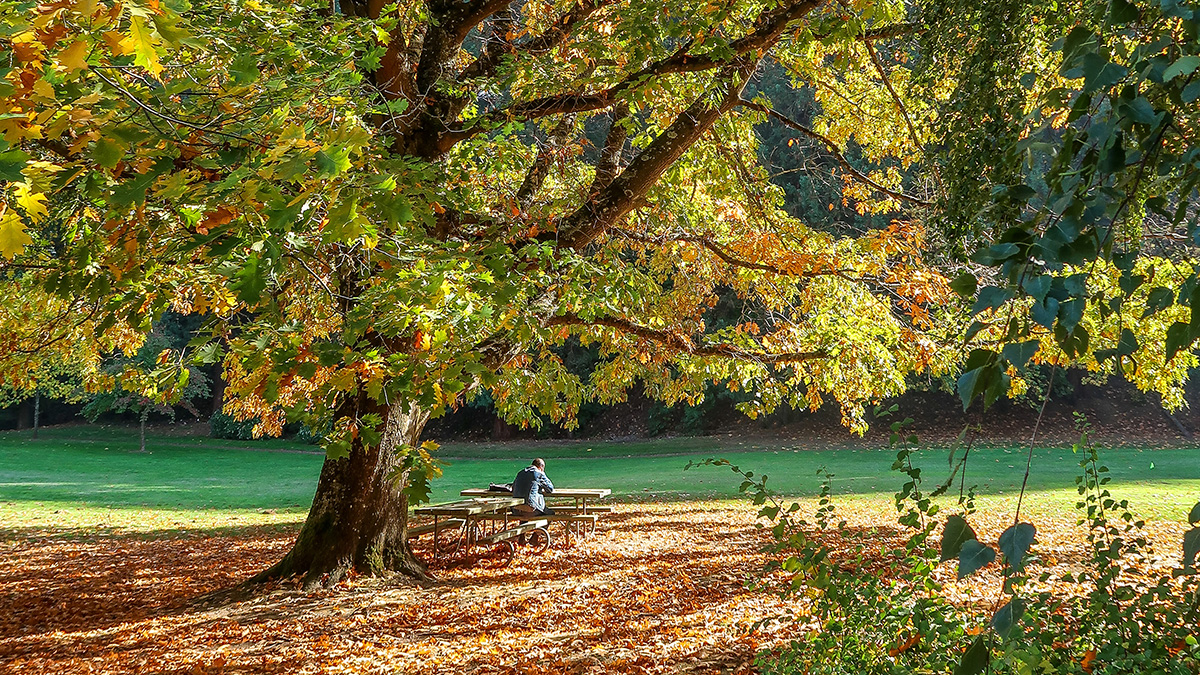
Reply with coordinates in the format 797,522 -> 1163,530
139,410 -> 148,453
31,393 -> 39,440
254,397 -> 431,589
16,398 -> 32,430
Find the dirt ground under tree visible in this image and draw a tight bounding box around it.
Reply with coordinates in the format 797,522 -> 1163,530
1,500 -> 1189,675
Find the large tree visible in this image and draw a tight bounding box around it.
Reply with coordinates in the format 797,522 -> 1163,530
0,0 -> 960,587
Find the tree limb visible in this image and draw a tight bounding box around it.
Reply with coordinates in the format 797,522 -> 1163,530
444,0 -> 825,145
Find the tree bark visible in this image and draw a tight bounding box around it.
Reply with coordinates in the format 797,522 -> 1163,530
254,399 -> 432,589
31,393 -> 39,440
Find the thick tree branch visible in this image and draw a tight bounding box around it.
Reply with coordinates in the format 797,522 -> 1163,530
552,61 -> 759,250
547,314 -> 829,364
444,0 -> 825,146
514,114 -> 577,208
737,98 -> 929,206
588,103 -> 630,196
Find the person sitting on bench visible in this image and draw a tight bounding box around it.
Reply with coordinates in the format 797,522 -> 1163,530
511,458 -> 555,517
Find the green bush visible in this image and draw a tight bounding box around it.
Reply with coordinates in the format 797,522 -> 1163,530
209,412 -> 259,440
698,411 -> 1200,675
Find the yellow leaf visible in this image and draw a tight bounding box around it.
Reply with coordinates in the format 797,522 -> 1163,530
103,30 -> 134,56
59,40 -> 90,73
0,209 -> 32,260
72,0 -> 100,18
14,183 -> 49,222
128,16 -> 162,77
31,78 -> 55,102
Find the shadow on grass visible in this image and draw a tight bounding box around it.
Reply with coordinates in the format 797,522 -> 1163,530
0,521 -> 302,543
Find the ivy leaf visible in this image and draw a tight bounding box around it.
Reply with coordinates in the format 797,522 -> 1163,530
941,515 -> 977,562
1189,500 -> 1200,526
958,539 -> 996,579
954,636 -> 990,675
990,597 -> 1025,638
0,210 -> 32,260
998,522 -> 1037,573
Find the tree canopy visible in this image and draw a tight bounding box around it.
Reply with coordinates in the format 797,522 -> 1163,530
1,0 -> 1198,588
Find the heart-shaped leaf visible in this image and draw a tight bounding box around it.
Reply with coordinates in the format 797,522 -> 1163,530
990,598 -> 1026,638
999,522 -> 1037,573
1185,527 -> 1200,568
959,539 -> 996,579
1188,500 -> 1200,526
954,636 -> 990,675
941,515 -> 977,563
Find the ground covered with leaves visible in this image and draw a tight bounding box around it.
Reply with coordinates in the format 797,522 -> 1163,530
0,501 -> 1189,674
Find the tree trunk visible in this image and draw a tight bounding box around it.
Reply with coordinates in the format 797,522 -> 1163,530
139,411 -> 147,453
254,399 -> 431,589
31,393 -> 39,440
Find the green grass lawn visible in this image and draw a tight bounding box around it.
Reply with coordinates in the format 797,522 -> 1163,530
1,425 -> 1198,533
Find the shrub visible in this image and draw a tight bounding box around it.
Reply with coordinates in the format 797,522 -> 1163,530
209,412 -> 258,440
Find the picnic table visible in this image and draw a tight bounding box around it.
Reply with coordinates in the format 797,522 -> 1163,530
410,497 -> 552,566
459,487 -> 612,514
460,487 -> 613,544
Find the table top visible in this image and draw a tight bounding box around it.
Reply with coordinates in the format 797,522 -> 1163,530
413,497 -> 523,516
460,488 -> 612,499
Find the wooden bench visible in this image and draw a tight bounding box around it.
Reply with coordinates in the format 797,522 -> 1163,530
545,505 -> 614,514
407,518 -> 465,539
475,518 -> 549,546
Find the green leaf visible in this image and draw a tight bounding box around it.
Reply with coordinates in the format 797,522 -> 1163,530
1166,322 -> 1193,361
1189,500 -> 1200,526
232,253 -> 267,304
92,137 -> 126,169
1108,0 -> 1140,23
959,539 -> 996,579
314,147 -> 351,178
990,598 -> 1026,638
1163,55 -> 1200,81
950,272 -> 978,297
954,636 -> 990,675
998,522 -> 1037,573
971,286 -> 1013,316
1183,80 -> 1200,104
0,148 -> 29,181
941,515 -> 977,562
1143,287 -> 1174,317
129,16 -> 163,77
1185,528 -> 1200,568
1002,341 -> 1039,369
1124,96 -> 1159,125
1116,328 -> 1139,356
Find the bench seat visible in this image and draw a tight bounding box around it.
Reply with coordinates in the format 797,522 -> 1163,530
407,518 -> 465,538
546,505 -> 614,513
475,519 -> 549,546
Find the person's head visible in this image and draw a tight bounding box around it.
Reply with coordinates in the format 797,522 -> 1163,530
531,458 -> 545,471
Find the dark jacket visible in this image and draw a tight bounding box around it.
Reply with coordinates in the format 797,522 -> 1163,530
512,466 -> 554,511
